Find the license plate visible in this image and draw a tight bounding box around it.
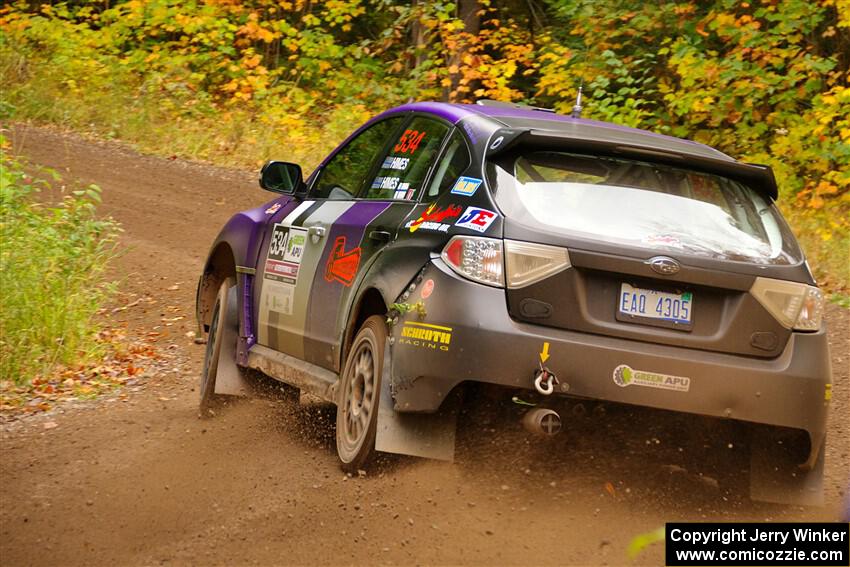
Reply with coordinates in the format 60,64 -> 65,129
618,283 -> 693,326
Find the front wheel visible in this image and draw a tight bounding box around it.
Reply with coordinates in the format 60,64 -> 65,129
336,315 -> 387,472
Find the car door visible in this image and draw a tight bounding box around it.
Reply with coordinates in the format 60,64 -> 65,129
255,116 -> 406,365
256,114 -> 453,371
301,115 -> 454,370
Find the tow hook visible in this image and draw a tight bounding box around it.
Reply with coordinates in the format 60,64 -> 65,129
533,364 -> 558,395
522,407 -> 562,436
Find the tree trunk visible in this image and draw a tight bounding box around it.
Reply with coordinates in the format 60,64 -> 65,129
410,0 -> 428,72
443,0 -> 481,102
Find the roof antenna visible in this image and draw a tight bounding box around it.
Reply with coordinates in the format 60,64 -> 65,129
571,80 -> 584,119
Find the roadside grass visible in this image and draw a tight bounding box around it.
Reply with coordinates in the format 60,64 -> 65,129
0,42 -> 362,173
830,294 -> 850,309
0,142 -> 122,385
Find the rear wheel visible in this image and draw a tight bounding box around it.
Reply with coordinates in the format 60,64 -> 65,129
336,315 -> 386,472
199,277 -> 235,418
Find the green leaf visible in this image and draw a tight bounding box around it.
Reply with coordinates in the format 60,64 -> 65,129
627,526 -> 665,560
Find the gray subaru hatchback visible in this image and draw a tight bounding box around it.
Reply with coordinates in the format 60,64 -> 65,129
196,100 -> 831,505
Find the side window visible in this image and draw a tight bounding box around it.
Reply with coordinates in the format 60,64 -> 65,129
362,116 -> 450,200
423,129 -> 472,202
313,117 -> 403,200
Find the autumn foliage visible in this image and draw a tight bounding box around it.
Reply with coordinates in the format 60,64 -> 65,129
1,0 -> 847,291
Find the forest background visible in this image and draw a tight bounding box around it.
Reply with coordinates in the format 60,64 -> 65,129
2,0 -> 848,294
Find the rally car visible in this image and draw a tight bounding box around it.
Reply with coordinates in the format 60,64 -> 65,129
196,100 -> 831,504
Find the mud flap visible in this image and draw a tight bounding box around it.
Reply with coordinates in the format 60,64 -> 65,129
213,285 -> 251,397
749,427 -> 824,506
375,341 -> 457,461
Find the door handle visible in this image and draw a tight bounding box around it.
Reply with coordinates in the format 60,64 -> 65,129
307,226 -> 327,241
369,230 -> 392,242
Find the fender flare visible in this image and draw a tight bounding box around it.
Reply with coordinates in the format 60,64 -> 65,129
196,206 -> 283,333
339,244 -> 433,372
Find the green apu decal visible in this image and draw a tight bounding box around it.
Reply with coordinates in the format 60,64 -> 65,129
613,364 -> 690,392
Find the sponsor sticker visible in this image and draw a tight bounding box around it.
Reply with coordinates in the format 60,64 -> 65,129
393,182 -> 411,200
258,200 -> 313,330
454,207 -> 497,233
643,234 -> 683,249
381,156 -> 410,171
450,176 -> 483,197
265,283 -> 294,315
399,322 -> 452,352
324,235 -> 362,287
371,176 -> 400,191
265,202 -> 282,215
420,279 -> 435,299
406,204 -> 463,233
613,364 -> 690,392
263,225 -> 308,316
283,227 -> 306,263
265,224 -> 305,285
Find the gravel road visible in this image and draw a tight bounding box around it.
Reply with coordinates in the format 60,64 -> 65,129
2,124 -> 848,566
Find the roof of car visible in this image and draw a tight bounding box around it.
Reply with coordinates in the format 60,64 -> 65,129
388,101 -> 733,163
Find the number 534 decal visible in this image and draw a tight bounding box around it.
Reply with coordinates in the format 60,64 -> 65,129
394,129 -> 427,155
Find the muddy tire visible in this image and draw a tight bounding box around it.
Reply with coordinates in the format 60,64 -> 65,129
199,277 -> 236,418
336,315 -> 386,472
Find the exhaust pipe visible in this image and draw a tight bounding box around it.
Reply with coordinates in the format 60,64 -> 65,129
522,408 -> 562,437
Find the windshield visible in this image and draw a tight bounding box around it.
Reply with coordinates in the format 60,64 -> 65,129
489,151 -> 802,265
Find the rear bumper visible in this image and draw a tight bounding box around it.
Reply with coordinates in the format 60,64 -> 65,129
389,259 -> 831,446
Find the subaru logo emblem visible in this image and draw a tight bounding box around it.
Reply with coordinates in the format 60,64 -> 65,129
648,256 -> 680,275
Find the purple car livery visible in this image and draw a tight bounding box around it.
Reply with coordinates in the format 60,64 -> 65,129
196,101 -> 831,504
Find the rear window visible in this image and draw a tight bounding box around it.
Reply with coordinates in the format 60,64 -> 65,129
489,151 -> 802,265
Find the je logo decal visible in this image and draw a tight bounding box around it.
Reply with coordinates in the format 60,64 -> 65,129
324,236 -> 362,287
613,365 -> 690,392
454,207 -> 497,233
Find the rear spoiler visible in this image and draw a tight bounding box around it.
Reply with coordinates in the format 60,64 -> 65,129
486,128 -> 779,201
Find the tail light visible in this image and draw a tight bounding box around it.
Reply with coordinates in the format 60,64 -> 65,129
441,236 -> 504,287
440,237 -> 572,289
504,239 -> 571,289
750,277 -> 825,331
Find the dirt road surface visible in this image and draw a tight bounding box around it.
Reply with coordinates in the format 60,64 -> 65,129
2,124 -> 849,566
